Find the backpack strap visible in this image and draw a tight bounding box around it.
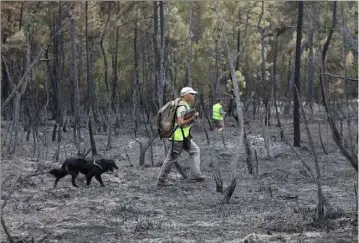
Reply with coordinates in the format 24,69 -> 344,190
175,104 -> 192,141
180,126 -> 191,140
170,103 -> 189,155
169,104 -> 186,138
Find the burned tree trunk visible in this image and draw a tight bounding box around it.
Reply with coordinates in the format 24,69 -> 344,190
50,16 -> 60,142
243,131 -> 253,174
85,1 -> 97,156
70,2 -> 81,151
48,3 -> 65,151
294,84 -> 329,220
158,1 -> 166,107
99,5 -> 112,149
139,134 -> 158,166
320,2 -> 357,171
235,10 -> 241,71
11,48 -> 30,153
306,5 -> 316,104
110,5 -> 121,128
257,2 -> 270,126
153,1 -> 160,107
212,39 -> 220,104
293,1 -> 304,147
214,168 -> 223,193
341,4 -> 355,156
215,4 -> 245,204
272,32 -> 282,132
53,3 -> 66,160
185,5 -> 193,87
1,55 -> 10,120
133,18 -> 140,135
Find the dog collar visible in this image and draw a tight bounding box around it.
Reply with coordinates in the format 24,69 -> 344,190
93,160 -> 104,171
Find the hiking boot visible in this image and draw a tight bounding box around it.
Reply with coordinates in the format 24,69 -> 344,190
157,180 -> 174,186
188,175 -> 205,183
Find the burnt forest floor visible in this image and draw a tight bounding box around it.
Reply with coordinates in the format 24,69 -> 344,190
1,114 -> 358,243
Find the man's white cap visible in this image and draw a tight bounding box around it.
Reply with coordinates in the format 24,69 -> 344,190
180,87 -> 198,97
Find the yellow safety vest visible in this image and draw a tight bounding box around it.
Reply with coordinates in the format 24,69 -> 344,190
212,103 -> 224,120
172,101 -> 191,141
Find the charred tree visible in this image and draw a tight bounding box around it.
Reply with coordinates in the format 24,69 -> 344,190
215,4 -> 245,204
159,1 -> 165,107
70,1 -> 81,151
10,27 -> 31,155
85,1 -> 97,156
293,1 -> 304,147
185,5 -> 193,87
99,3 -> 112,149
257,1 -> 270,126
306,4 -> 317,104
320,2 -> 357,171
153,1 -> 160,108
272,31 -> 282,134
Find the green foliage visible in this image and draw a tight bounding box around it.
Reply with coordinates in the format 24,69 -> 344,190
1,0 -> 357,110
226,71 -> 246,95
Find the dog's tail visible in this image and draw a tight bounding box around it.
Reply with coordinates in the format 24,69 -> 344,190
49,167 -> 67,178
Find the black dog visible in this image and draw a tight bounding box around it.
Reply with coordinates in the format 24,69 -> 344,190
49,157 -> 119,188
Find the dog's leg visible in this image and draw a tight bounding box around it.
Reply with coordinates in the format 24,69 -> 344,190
86,173 -> 93,185
71,175 -> 79,187
69,172 -> 79,187
95,175 -> 105,187
53,178 -> 60,188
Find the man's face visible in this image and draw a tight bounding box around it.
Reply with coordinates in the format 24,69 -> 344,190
183,93 -> 195,104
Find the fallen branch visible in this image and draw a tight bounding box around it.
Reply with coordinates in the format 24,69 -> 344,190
1,174 -> 21,243
221,178 -> 237,204
138,135 -> 157,166
1,216 -> 14,243
1,174 -> 21,210
124,148 -> 133,167
283,136 -> 316,181
295,84 -> 329,219
320,72 -> 358,82
1,171 -> 49,242
214,170 -> 223,193
37,234 -> 49,243
209,150 -> 223,192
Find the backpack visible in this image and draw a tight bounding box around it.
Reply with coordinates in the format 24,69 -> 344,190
156,98 -> 184,138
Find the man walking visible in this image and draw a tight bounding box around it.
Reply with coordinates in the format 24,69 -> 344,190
157,87 -> 205,186
212,99 -> 226,132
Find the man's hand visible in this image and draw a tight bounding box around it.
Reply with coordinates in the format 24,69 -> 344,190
178,111 -> 198,127
178,115 -> 194,127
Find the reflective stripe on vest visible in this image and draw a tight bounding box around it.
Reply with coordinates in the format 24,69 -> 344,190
212,103 -> 223,120
172,101 -> 191,141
